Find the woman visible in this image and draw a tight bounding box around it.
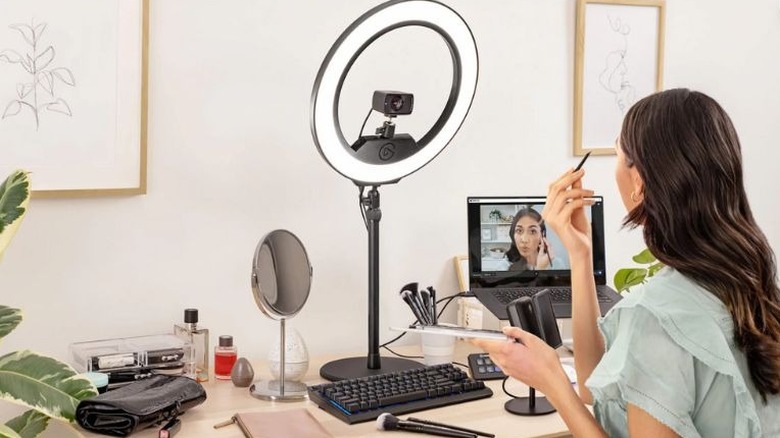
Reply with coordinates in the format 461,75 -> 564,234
503,207 -> 564,271
474,89 -> 780,437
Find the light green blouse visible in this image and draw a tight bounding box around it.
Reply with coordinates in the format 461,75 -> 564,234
586,268 -> 780,437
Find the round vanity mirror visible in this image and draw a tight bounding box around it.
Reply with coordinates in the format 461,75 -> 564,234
250,229 -> 313,401
251,229 -> 312,319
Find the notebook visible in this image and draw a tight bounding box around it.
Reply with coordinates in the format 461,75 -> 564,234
466,196 -> 621,319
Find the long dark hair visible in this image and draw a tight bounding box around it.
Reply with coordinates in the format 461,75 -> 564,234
620,88 -> 780,402
505,207 -> 545,268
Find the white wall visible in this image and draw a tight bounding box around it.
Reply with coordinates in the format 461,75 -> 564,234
1,0 -> 779,375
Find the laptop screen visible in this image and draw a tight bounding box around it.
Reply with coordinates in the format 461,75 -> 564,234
466,196 -> 608,289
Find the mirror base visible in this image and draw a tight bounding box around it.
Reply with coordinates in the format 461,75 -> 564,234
320,356 -> 424,381
249,379 -> 309,402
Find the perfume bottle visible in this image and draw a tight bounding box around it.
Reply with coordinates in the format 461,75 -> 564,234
174,308 -> 209,382
214,335 -> 238,380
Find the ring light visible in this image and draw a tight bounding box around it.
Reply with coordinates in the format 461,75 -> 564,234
311,0 -> 479,185
310,0 -> 479,381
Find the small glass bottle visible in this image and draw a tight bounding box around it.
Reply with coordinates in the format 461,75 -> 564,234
214,335 -> 238,380
174,308 -> 209,382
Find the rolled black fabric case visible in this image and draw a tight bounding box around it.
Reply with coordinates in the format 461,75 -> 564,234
76,375 -> 206,437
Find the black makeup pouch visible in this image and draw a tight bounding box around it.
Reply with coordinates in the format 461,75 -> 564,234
76,375 -> 206,437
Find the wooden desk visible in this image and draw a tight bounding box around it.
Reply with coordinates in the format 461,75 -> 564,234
79,343 -> 572,438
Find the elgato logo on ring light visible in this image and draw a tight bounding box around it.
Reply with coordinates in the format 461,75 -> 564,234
351,90 -> 416,165
378,143 -> 396,161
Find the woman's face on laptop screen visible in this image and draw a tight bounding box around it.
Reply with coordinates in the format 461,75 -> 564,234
514,216 -> 543,261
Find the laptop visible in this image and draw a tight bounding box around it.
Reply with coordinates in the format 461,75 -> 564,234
467,196 -> 621,319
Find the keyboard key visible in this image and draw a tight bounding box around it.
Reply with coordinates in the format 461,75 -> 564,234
468,353 -> 507,380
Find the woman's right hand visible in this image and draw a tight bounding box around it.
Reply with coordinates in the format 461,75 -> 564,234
541,169 -> 595,260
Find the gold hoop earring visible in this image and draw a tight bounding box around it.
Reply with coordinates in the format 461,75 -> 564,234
630,191 -> 640,203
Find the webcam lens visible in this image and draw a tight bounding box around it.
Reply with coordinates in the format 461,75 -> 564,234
389,95 -> 404,111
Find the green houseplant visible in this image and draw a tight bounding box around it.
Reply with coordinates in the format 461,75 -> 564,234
613,247 -> 665,293
0,170 -> 97,438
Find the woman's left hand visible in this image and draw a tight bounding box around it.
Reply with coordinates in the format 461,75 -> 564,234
471,326 -> 568,396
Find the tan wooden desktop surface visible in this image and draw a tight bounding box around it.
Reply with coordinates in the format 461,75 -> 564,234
80,342 -> 573,438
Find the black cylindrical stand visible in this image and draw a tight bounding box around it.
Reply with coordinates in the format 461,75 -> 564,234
366,187 -> 381,369
504,387 -> 556,416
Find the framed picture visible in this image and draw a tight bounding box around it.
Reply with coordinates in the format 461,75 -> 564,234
573,0 -> 665,156
481,227 -> 492,241
0,0 -> 149,197
453,255 -> 469,293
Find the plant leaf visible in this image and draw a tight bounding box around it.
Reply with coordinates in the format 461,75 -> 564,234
51,68 -> 75,86
33,23 -> 47,41
18,57 -> 32,74
0,424 -> 22,438
9,24 -> 35,46
0,50 -> 23,64
0,306 -> 22,341
37,72 -> 54,95
0,170 -> 30,261
0,350 -> 98,422
632,248 -> 657,264
2,101 -> 23,119
5,410 -> 49,438
15,83 -> 33,99
45,99 -> 71,116
613,268 -> 647,293
647,262 -> 665,277
24,55 -> 35,74
34,46 -> 54,71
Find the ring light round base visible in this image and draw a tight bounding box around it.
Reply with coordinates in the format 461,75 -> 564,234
250,380 -> 308,402
320,357 -> 424,382
504,396 -> 556,416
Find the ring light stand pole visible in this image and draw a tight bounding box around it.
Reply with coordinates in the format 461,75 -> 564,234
364,187 -> 384,370
320,186 -> 421,380
310,0 -> 479,381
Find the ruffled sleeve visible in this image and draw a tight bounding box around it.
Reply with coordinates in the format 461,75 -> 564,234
585,270 -> 766,438
586,305 -> 704,438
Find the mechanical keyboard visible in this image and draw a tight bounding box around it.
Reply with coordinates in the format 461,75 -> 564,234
308,363 -> 493,424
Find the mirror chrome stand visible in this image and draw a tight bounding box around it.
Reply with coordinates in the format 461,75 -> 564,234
250,229 -> 312,401
250,319 -> 308,401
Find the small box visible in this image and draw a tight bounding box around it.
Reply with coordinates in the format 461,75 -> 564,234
70,334 -> 190,373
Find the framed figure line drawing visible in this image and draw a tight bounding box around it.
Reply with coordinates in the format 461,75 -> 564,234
573,0 -> 665,156
0,0 -> 148,197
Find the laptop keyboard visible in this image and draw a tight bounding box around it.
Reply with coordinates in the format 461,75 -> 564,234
493,287 -> 612,304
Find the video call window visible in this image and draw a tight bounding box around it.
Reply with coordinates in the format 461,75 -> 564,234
479,203 -> 593,272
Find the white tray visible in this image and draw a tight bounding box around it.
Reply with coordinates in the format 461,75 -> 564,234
390,325 -> 508,340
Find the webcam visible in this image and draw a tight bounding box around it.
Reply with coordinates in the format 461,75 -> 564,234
372,90 -> 414,117
350,90 -> 418,166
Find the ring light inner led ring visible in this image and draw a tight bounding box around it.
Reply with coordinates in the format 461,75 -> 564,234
311,0 -> 478,185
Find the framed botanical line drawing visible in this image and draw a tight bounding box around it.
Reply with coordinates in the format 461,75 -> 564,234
0,0 -> 148,197
573,0 -> 665,156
